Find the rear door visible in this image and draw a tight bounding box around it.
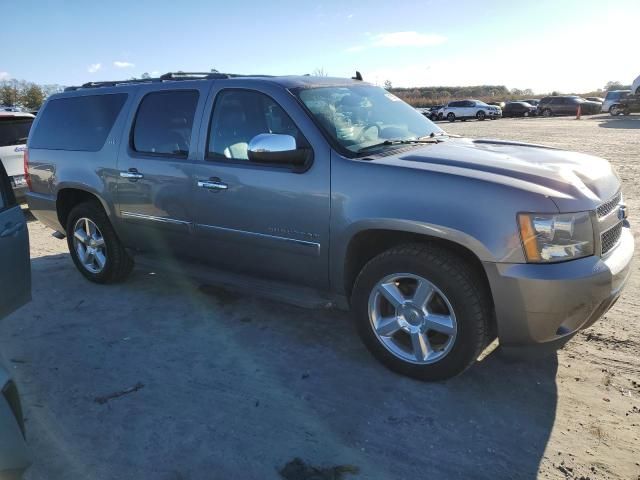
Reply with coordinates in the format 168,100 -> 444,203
115,84 -> 208,258
0,162 -> 30,319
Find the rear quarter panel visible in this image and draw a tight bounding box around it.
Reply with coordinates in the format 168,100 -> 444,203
26,90 -> 136,232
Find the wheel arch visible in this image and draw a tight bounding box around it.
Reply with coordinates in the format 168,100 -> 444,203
56,185 -> 113,231
340,223 -> 493,299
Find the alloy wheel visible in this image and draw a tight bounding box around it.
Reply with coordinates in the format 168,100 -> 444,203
73,218 -> 107,274
368,273 -> 458,364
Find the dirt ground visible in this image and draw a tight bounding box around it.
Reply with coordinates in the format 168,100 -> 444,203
1,114 -> 639,480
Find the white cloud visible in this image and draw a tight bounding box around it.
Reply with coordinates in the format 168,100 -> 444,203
87,63 -> 101,73
0,71 -> 10,80
113,61 -> 135,68
345,45 -> 365,53
372,31 -> 446,48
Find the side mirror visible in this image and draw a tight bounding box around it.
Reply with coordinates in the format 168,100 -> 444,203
247,133 -> 307,166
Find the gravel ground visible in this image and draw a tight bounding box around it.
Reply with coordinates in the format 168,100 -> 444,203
1,114 -> 639,480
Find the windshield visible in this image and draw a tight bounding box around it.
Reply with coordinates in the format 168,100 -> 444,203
295,85 -> 444,155
0,117 -> 33,147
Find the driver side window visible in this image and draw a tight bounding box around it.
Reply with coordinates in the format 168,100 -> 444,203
207,90 -> 301,161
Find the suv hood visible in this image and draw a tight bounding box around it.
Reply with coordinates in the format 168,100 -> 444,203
374,137 -> 620,212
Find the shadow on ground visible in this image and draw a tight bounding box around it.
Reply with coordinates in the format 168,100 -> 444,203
0,253 -> 559,480
593,115 -> 640,129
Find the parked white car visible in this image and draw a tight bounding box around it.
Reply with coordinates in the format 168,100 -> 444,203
602,90 -> 630,114
442,100 -> 501,122
0,112 -> 35,202
631,74 -> 640,95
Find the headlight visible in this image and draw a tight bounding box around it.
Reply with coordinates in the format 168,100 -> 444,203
517,212 -> 595,263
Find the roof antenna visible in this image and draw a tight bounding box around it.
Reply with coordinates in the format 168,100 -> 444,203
352,71 -> 363,81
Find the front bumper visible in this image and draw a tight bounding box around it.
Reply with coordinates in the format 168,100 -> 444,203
484,226 -> 634,348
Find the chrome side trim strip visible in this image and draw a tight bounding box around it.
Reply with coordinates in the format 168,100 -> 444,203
121,211 -> 190,226
197,223 -> 321,257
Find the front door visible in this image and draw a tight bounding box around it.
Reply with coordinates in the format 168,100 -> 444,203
0,162 -> 30,319
189,87 -> 331,289
115,86 -> 207,258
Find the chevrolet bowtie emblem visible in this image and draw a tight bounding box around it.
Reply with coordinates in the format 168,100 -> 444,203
618,205 -> 628,221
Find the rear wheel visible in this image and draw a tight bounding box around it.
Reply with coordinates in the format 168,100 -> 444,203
66,202 -> 133,283
542,108 -> 552,117
352,243 -> 491,381
447,112 -> 456,122
476,110 -> 486,121
523,111 -> 530,117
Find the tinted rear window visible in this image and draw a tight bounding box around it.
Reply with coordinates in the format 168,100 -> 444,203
132,90 -> 199,157
30,93 -> 127,151
0,117 -> 33,147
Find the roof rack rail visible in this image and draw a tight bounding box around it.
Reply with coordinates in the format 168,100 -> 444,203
63,71 -> 276,91
64,77 -> 162,91
159,71 -> 229,80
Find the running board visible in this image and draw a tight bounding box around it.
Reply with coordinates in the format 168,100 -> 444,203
134,254 -> 348,311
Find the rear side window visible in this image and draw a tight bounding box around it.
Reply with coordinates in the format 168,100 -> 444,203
0,117 -> 33,147
132,90 -> 199,157
605,92 -> 620,100
30,94 -> 127,151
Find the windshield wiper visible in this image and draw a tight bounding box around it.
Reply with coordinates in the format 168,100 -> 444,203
357,138 -> 439,153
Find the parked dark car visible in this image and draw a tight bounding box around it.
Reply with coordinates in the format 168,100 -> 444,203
502,101 -> 537,117
585,97 -> 604,104
488,101 -> 505,109
522,99 -> 540,107
426,105 -> 444,120
537,96 -> 600,117
0,161 -> 31,479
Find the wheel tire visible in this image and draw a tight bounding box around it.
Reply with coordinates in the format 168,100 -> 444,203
66,201 -> 134,284
542,108 -> 552,117
476,110 -> 486,121
523,111 -> 529,117
447,112 -> 456,122
351,243 -> 491,381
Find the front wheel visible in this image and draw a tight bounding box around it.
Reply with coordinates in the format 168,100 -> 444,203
447,112 -> 456,122
542,108 -> 552,117
66,202 -> 134,284
351,243 -> 491,380
476,110 -> 486,121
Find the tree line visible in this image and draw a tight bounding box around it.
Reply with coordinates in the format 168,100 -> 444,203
387,81 -> 633,107
0,80 -> 64,111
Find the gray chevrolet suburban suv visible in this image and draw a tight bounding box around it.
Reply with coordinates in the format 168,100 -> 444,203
25,72 -> 634,380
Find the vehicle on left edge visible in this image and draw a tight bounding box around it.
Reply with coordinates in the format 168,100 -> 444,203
0,160 -> 31,479
0,112 -> 35,203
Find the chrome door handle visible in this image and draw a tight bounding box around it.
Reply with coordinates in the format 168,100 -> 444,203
197,179 -> 228,191
120,169 -> 144,180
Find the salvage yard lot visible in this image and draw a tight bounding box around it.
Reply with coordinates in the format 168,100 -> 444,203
1,115 -> 639,480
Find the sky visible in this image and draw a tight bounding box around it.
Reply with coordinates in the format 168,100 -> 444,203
1,0 -> 638,94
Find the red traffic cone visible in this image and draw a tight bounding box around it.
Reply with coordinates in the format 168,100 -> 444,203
576,104 -> 581,120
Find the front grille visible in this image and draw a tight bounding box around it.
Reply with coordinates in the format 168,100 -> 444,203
597,192 -> 621,218
601,222 -> 623,255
